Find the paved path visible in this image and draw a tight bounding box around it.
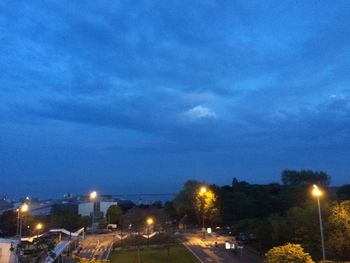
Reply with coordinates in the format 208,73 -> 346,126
184,232 -> 262,263
76,233 -> 114,261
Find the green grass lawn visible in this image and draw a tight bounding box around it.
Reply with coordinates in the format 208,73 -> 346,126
109,244 -> 199,263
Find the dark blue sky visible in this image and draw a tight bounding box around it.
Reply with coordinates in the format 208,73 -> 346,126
1,1 -> 350,198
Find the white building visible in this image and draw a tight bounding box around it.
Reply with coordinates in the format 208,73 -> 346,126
78,201 -> 118,217
0,239 -> 18,263
78,202 -> 94,217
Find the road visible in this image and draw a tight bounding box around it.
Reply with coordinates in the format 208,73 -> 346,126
76,233 -> 115,261
184,231 -> 262,263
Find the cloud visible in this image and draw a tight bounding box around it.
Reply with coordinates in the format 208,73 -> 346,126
1,0 -> 350,196
184,105 -> 217,120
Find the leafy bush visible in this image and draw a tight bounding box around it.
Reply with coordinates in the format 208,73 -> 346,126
265,243 -> 314,263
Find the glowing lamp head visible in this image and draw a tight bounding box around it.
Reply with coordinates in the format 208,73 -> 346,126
36,223 -> 43,230
146,218 -> 154,225
312,184 -> 323,197
20,203 -> 29,213
200,186 -> 207,196
90,191 -> 97,200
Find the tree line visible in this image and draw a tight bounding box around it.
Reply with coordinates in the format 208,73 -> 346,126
167,170 -> 350,262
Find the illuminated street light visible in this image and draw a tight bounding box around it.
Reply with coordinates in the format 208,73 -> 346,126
199,186 -> 207,196
35,223 -> 43,238
312,184 -> 322,197
147,218 -> 154,225
146,217 -> 154,247
90,191 -> 97,200
90,191 -> 98,233
311,184 -> 326,261
199,186 -> 207,239
20,203 -> 29,213
17,203 -> 29,240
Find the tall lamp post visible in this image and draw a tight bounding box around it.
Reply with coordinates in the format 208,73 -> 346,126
146,218 -> 154,248
199,186 -> 207,239
312,184 -> 326,261
16,209 -> 20,237
120,216 -> 124,247
17,203 -> 29,240
90,191 -> 97,233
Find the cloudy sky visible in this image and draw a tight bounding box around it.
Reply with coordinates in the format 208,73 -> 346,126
1,1 -> 350,198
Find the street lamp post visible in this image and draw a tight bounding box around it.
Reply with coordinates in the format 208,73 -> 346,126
16,209 -> 20,237
18,203 -> 29,240
146,218 -> 154,248
90,191 -> 97,233
199,186 -> 207,239
312,184 -> 326,261
120,216 -> 123,247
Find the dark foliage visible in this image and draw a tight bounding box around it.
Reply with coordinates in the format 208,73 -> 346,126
0,210 -> 17,237
336,184 -> 350,200
281,170 -> 330,186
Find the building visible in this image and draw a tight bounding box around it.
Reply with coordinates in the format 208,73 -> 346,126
78,201 -> 118,217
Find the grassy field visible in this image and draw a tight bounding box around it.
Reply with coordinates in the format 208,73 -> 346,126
109,244 -> 199,263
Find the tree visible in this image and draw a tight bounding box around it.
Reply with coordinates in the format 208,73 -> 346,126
21,214 -> 36,237
279,201 -> 330,259
246,201 -> 330,258
336,184 -> 350,200
106,205 -> 123,224
172,181 -> 220,225
231,177 -> 249,191
164,201 -> 177,220
152,201 -> 163,208
173,180 -> 201,223
195,186 -> 219,225
98,218 -> 108,229
326,201 -> 350,260
215,187 -> 239,224
122,206 -> 166,232
217,180 -> 284,223
280,170 -> 331,212
281,170 -> 330,186
50,205 -> 82,231
265,243 -> 315,263
0,210 -> 17,236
